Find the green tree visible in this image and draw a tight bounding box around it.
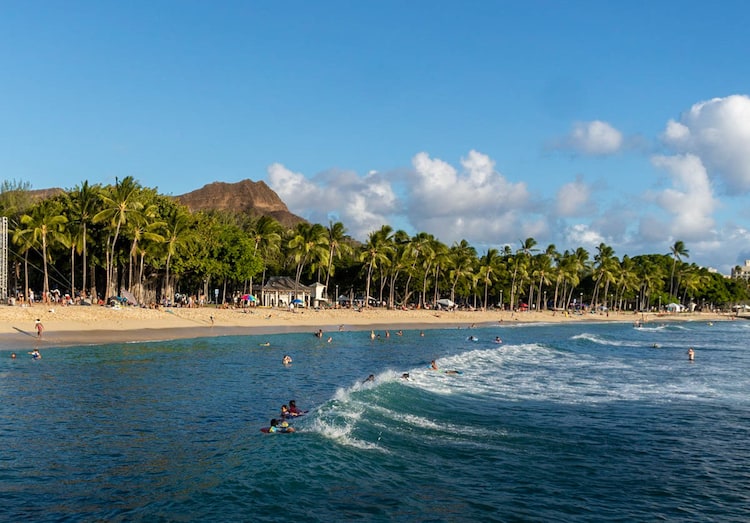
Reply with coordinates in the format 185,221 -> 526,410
93,177 -> 144,298
18,199 -> 69,299
669,240 -> 689,299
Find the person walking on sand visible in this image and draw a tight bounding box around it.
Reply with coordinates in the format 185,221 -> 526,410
35,319 -> 44,338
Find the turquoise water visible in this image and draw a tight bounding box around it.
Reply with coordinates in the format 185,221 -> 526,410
2,320 -> 749,522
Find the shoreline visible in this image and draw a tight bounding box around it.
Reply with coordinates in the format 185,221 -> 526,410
0,303 -> 737,350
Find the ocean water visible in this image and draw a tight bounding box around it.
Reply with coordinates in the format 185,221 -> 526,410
2,319 -> 749,522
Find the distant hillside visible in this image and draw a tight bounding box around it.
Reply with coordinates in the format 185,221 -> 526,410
176,179 -> 306,228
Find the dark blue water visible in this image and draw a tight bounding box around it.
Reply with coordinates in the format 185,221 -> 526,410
2,320 -> 749,522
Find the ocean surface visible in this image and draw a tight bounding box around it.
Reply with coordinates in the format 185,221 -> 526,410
2,318 -> 749,522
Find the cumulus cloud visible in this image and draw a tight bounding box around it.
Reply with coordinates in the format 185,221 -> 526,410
561,120 -> 624,155
648,153 -> 718,240
267,163 -> 398,238
661,94 -> 750,193
405,150 -> 536,243
555,175 -> 592,217
564,223 -> 606,247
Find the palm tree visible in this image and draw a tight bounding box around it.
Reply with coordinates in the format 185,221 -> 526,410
67,181 -> 100,299
359,225 -> 394,307
161,207 -> 194,302
324,221 -> 350,297
669,240 -> 689,299
591,243 -> 617,309
478,248 -> 500,310
248,215 -> 283,294
510,237 -> 537,309
18,199 -> 69,299
287,222 -> 329,295
93,177 -> 144,298
447,240 -> 477,304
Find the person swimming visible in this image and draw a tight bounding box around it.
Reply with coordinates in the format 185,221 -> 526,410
288,400 -> 303,416
268,418 -> 295,433
494,336 -> 503,343
282,355 -> 292,365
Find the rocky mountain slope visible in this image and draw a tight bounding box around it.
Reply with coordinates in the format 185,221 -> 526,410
176,179 -> 305,227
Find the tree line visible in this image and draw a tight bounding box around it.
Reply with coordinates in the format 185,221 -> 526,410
1,177 -> 747,310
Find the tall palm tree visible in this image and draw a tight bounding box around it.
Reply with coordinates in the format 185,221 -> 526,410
18,199 -> 69,299
478,248 -> 500,310
403,232 -> 434,307
161,207 -> 194,302
248,215 -> 283,293
324,221 -> 350,296
359,225 -> 394,307
287,222 -> 329,295
448,240 -> 477,304
669,240 -> 689,299
93,177 -> 144,298
510,237 -> 537,309
67,181 -> 100,298
591,243 -> 617,308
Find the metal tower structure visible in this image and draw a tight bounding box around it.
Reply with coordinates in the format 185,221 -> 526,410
0,217 -> 7,301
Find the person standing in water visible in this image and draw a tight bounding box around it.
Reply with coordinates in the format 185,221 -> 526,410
687,347 -> 695,362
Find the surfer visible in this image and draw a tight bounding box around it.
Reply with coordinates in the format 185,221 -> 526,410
268,418 -> 294,433
401,373 -> 411,380
431,359 -> 459,374
363,374 -> 375,384
288,400 -> 304,416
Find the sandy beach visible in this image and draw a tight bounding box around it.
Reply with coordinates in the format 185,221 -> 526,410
0,302 -> 736,350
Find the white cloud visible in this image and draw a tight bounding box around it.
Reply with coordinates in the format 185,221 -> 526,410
564,223 -> 605,247
565,120 -> 623,155
556,175 -> 592,217
661,94 -> 750,193
267,163 -> 398,238
649,153 -> 718,240
406,150 -> 535,243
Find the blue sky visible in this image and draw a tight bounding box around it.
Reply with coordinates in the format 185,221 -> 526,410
2,1 -> 750,273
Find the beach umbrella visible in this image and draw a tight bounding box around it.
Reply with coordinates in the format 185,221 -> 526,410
292,299 -> 304,305
436,298 -> 455,308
